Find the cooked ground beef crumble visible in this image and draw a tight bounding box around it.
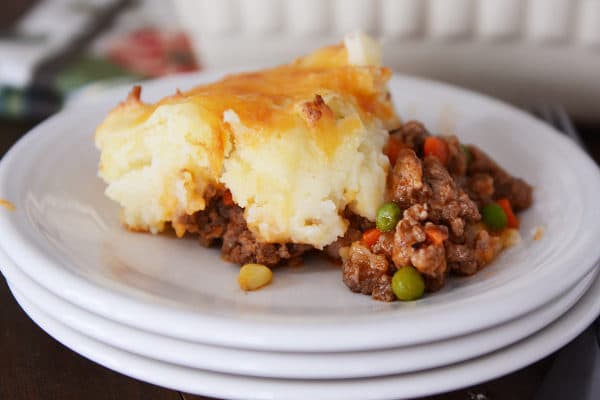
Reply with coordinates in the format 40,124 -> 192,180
341,121 -> 532,300
178,120 -> 532,301
177,199 -> 312,267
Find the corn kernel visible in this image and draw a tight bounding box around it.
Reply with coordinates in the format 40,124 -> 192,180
238,263 -> 273,291
501,228 -> 521,247
0,199 -> 15,211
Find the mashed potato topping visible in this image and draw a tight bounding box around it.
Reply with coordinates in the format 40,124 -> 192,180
95,33 -> 400,248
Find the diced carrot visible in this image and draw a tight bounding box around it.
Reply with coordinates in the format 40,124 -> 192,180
362,228 -> 381,248
424,225 -> 448,246
423,136 -> 449,165
222,190 -> 234,206
384,136 -> 405,165
497,198 -> 519,229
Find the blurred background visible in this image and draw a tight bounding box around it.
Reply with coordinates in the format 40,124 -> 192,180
0,0 -> 599,124
0,3 -> 598,398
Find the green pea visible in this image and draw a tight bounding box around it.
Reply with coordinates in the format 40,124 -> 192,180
482,202 -> 507,230
376,202 -> 402,232
461,144 -> 472,165
392,266 -> 425,301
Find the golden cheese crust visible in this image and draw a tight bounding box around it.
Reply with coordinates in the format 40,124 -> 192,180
95,33 -> 400,248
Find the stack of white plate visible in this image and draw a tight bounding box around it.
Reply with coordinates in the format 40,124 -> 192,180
1,72 -> 600,400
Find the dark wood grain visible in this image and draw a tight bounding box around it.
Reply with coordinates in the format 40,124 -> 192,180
0,276 -> 183,400
0,0 -> 36,29
578,122 -> 600,164
182,393 -> 219,400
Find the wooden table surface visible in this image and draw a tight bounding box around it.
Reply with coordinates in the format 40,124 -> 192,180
0,116 -> 598,400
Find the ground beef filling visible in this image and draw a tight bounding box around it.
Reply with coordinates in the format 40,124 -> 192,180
341,121 -> 533,301
178,120 -> 532,302
177,197 -> 313,266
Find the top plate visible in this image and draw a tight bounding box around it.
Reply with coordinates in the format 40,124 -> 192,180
0,72 -> 599,352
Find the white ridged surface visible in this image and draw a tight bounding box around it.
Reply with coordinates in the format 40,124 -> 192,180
172,0 -> 600,43
240,0 -> 281,34
185,0 -> 238,35
333,0 -> 377,34
381,0 -> 423,37
577,0 -> 600,46
172,0 -> 600,119
428,0 -> 474,38
527,0 -> 574,42
285,0 -> 330,35
477,0 -> 523,39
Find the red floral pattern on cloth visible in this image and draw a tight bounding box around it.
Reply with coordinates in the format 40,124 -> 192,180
107,28 -> 200,77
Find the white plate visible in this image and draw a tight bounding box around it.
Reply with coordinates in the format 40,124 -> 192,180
1,72 -> 600,352
9,267 -> 600,400
1,246 -> 596,379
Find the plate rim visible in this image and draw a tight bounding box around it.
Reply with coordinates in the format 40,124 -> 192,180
2,245 -> 595,378
1,71 -> 600,351
8,264 -> 600,400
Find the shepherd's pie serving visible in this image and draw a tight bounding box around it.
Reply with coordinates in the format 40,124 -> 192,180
96,34 -> 532,301
96,33 -> 397,249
